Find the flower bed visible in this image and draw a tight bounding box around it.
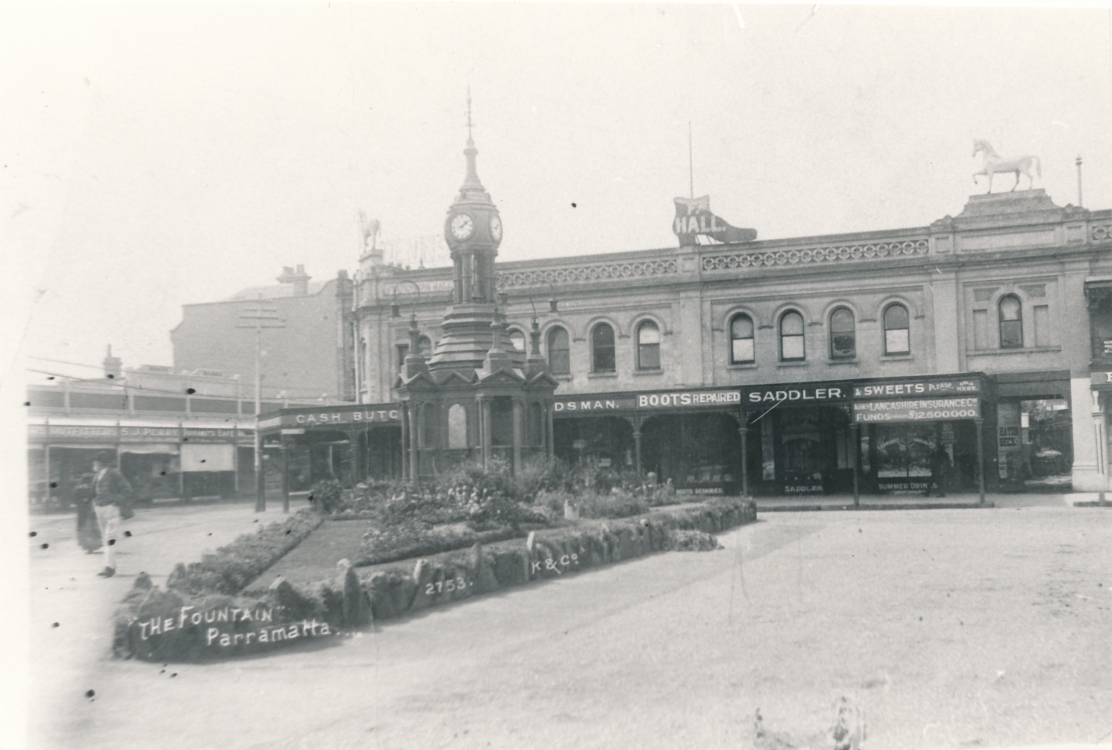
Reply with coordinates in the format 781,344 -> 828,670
358,498 -> 756,622
165,509 -> 322,596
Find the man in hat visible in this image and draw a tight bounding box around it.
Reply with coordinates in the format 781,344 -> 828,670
91,452 -> 131,577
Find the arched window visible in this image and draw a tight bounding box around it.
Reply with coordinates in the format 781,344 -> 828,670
592,323 -> 616,373
829,307 -> 855,359
999,295 -> 1023,348
636,320 -> 660,370
883,303 -> 910,354
730,314 -> 755,364
546,326 -> 570,375
780,311 -> 805,361
508,328 -> 526,352
417,335 -> 432,357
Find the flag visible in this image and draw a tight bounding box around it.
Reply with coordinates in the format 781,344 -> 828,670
673,196 -> 757,245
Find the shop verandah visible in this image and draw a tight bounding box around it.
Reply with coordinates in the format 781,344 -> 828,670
256,372 -> 1072,503
549,374 -> 1048,500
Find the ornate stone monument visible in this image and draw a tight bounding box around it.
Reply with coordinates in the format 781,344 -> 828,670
394,105 -> 558,480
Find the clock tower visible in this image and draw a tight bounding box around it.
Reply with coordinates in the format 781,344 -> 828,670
443,95 -> 503,305
394,99 -> 558,481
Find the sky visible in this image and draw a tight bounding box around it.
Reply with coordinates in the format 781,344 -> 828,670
3,2 -> 1112,384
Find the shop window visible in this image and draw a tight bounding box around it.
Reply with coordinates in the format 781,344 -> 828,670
547,326 -> 570,375
883,303 -> 910,355
730,314 -> 755,364
829,307 -> 855,359
636,320 -> 661,370
999,295 -> 1022,349
592,323 -> 616,373
1034,305 -> 1050,347
780,311 -> 805,361
509,329 -> 526,352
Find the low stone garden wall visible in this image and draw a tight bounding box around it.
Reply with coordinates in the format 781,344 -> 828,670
113,499 -> 755,662
362,499 -> 756,621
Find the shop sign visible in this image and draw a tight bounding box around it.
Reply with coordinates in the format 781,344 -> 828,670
28,424 -> 119,442
637,390 -> 740,409
853,378 -> 980,398
283,407 -> 401,427
182,427 -> 242,443
554,397 -> 637,412
743,383 -> 848,404
121,426 -> 181,442
853,397 -> 980,423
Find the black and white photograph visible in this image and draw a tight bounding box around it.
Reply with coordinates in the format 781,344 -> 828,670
3,3 -> 1111,749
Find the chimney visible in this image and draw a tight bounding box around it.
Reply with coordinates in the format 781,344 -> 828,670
103,345 -> 122,380
277,264 -> 311,296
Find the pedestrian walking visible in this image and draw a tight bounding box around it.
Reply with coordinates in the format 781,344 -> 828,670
91,452 -> 132,577
72,472 -> 102,553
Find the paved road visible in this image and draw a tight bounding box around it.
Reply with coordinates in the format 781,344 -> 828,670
21,495 -> 1112,750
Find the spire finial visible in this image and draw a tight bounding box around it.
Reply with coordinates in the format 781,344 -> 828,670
466,86 -> 473,144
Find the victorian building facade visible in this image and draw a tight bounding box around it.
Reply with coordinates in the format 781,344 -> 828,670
342,186 -> 1111,498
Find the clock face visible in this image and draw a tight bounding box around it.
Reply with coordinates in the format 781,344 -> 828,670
489,214 -> 503,242
450,213 -> 474,241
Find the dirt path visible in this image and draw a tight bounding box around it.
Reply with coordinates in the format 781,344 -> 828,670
32,501 -> 1111,750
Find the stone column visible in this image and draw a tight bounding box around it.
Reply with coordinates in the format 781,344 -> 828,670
281,435 -> 290,514
512,399 -> 523,476
974,417 -> 985,504
408,403 -> 421,482
546,403 -> 555,460
480,398 -> 492,469
462,252 -> 473,302
850,423 -> 860,506
404,402 -> 413,478
633,427 -> 643,479
738,422 -> 749,498
1092,390 -> 1107,497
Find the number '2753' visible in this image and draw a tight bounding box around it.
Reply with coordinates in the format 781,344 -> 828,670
426,577 -> 470,596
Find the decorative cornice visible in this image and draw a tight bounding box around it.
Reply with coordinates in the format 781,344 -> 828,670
497,259 -> 678,289
701,238 -> 929,272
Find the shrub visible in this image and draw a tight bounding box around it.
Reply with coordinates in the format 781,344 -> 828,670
166,509 -> 322,596
309,479 -> 344,513
576,489 -> 649,519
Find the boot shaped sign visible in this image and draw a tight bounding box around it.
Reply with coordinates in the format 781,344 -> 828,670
673,196 -> 757,245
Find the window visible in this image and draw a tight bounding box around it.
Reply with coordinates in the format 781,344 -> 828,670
592,323 -> 616,373
508,329 -> 526,352
547,326 -> 570,375
883,303 -> 910,355
780,311 -> 805,361
999,295 -> 1022,349
730,314 -> 755,364
636,320 -> 660,370
829,307 -> 855,359
417,335 -> 432,357
396,344 -> 408,373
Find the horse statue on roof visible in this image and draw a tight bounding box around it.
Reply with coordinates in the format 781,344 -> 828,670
358,210 -> 381,252
973,139 -> 1041,193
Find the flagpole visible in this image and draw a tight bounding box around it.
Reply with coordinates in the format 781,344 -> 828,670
688,121 -> 693,199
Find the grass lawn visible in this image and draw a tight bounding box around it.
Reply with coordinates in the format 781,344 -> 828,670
245,502 -> 712,592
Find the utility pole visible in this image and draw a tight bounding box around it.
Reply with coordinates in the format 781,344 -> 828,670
237,295 -> 285,512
